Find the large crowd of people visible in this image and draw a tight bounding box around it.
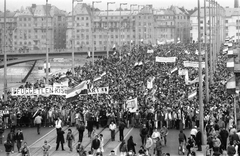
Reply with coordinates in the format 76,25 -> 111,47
0,40 -> 237,156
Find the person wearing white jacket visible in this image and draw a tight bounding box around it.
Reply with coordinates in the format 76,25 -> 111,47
145,135 -> 153,155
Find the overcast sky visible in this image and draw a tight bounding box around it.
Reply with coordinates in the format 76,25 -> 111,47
0,0 -> 237,12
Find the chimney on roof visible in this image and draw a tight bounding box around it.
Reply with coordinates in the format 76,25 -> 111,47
234,0 -> 239,8
32,4 -> 36,8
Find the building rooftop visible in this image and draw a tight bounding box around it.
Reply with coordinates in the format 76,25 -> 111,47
225,8 -> 240,17
0,11 -> 16,18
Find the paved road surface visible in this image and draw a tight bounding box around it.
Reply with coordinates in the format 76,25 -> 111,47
0,126 -> 53,152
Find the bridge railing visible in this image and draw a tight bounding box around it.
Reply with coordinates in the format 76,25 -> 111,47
0,48 -> 92,54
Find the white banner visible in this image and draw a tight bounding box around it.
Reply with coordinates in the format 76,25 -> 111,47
126,98 -> 138,113
11,87 -> 67,96
183,61 -> 205,68
156,57 -> 177,63
88,87 -> 109,94
178,69 -> 188,76
147,49 -> 154,53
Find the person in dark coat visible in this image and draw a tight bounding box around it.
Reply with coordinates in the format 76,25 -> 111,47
127,136 -> 136,154
56,128 -> 65,151
77,121 -> 85,142
87,118 -> 94,138
91,135 -> 100,155
15,128 -> 24,153
119,120 -> 126,141
219,127 -> 228,151
7,129 -> 15,153
196,128 -> 202,151
4,139 -> 13,156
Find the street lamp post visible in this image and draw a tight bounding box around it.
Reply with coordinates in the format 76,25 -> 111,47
204,0 -> 209,103
119,3 -> 127,57
209,0 -> 213,84
107,2 -> 115,59
92,1 -> 102,65
45,0 -> 49,85
3,0 -> 7,101
130,4 -> 137,52
197,0 -> 204,144
71,0 -> 83,75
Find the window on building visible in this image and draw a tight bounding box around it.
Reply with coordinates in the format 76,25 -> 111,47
225,20 -> 228,23
82,17 -> 84,20
200,20 -> 203,24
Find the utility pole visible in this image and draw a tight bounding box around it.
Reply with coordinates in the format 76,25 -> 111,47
204,0 -> 209,103
209,0 -> 213,84
119,3 -> 127,57
198,0 -> 204,143
92,1 -> 102,65
106,2 -> 115,59
3,0 -> 7,101
45,0 -> 49,85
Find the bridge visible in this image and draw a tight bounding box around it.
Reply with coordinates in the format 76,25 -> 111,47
0,49 -> 113,58
0,49 -> 113,83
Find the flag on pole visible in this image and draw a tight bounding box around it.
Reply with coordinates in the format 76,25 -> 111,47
66,80 -> 88,98
188,91 -> 197,100
170,66 -> 178,74
93,72 -> 107,82
226,76 -> 236,94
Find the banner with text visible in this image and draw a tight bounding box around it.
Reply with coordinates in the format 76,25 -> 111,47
155,57 -> 177,63
183,61 -> 205,68
126,98 -> 138,113
11,87 -> 67,96
88,87 -> 109,94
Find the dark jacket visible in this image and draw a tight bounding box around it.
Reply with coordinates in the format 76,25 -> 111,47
15,132 -> 24,141
227,145 -> 236,156
4,141 -> 13,152
7,132 -> 15,142
127,139 -> 136,153
56,130 -> 65,143
91,138 -> 100,150
196,131 -> 202,145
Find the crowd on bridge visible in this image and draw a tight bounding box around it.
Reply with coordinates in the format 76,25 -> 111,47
0,39 -> 237,156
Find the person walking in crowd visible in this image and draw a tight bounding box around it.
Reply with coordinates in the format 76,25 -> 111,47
15,128 -> 24,153
76,141 -> 85,156
127,136 -> 136,154
145,135 -> 153,155
66,128 -> 75,152
140,124 -> 148,146
42,140 -> 51,156
119,140 -> 128,156
34,113 -> 42,135
119,119 -> 126,142
77,121 -> 85,142
99,134 -> 104,154
186,136 -> 195,156
155,137 -> 162,156
55,117 -> 62,133
91,135 -> 100,155
196,128 -> 202,151
161,125 -> 168,146
20,142 -> 30,156
7,129 -> 15,153
56,127 -> 65,151
109,121 -> 116,141
4,139 -> 13,156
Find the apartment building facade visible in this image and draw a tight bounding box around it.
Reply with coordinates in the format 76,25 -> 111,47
0,4 -> 66,53
0,11 -> 17,53
190,7 -> 225,43
66,3 -> 191,52
225,8 -> 240,42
